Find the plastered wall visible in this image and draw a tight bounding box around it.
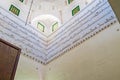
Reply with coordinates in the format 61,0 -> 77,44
0,0 -> 120,80
14,54 -> 46,80
45,21 -> 120,80
14,21 -> 120,80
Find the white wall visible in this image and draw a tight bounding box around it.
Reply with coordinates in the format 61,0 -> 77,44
0,0 -> 120,80
45,21 -> 120,80
14,54 -> 46,80
14,20 -> 120,80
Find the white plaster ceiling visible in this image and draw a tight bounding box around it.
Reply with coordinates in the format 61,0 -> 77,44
31,14 -> 61,35
30,0 -> 93,34
30,0 -> 66,35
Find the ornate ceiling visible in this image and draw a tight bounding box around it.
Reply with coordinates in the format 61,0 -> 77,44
0,0 -> 118,64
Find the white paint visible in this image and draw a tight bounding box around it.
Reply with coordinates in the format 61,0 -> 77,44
0,0 -> 118,64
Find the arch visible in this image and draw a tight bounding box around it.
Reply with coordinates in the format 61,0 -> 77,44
31,14 -> 61,34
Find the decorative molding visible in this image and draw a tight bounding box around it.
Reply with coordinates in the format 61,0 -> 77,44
45,0 -> 118,63
0,0 -> 118,64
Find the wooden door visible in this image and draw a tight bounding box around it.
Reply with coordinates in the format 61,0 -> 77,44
0,39 -> 21,80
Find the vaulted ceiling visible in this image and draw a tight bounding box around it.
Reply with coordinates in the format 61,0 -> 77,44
1,0 -> 117,65
30,0 -> 67,35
